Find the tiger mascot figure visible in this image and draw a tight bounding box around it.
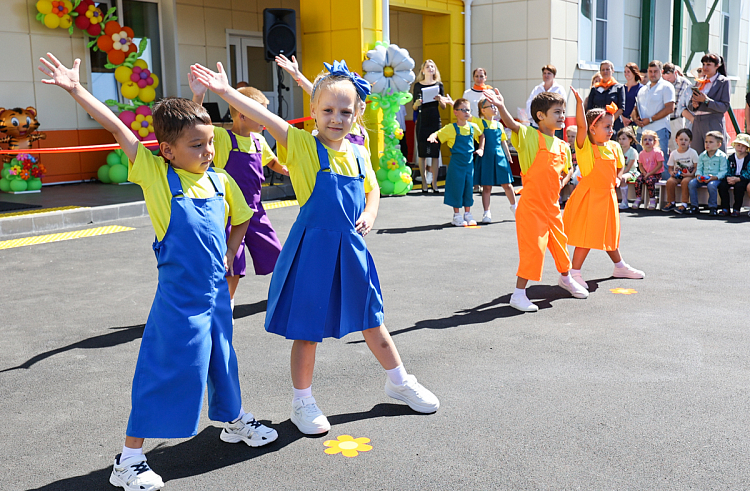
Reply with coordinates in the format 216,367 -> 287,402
0,107 -> 46,163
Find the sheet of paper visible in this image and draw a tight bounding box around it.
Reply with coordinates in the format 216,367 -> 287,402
420,85 -> 440,104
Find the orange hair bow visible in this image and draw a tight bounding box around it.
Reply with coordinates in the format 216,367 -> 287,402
591,102 -> 618,127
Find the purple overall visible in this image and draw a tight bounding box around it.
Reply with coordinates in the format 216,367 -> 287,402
223,131 -> 282,276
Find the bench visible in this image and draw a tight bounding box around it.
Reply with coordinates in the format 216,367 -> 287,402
617,180 -> 750,209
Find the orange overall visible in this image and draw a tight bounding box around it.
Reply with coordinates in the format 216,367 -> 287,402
563,142 -> 620,251
516,131 -> 572,282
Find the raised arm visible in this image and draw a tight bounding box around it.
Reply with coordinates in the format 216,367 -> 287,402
188,72 -> 208,105
275,54 -> 313,94
191,62 -> 290,147
571,87 -> 587,150
38,53 -> 139,162
483,89 -> 520,133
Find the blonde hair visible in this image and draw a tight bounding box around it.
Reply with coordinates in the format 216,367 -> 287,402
229,86 -> 269,120
310,70 -> 366,132
416,59 -> 442,84
640,129 -> 660,148
599,60 -> 614,72
590,72 -> 602,86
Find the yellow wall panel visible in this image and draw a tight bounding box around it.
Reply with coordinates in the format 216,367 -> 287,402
300,0 -> 331,34
331,0 -> 362,31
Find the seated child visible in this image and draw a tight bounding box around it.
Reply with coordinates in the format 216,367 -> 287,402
427,98 -> 482,226
616,127 -> 639,209
631,129 -> 664,210
39,53 -> 277,491
718,133 -> 750,216
663,128 -> 699,213
688,131 -> 728,215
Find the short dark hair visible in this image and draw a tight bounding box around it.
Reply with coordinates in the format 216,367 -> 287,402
530,92 -> 565,124
541,64 -> 557,76
705,130 -> 724,142
152,97 -> 212,145
616,127 -> 638,145
675,128 -> 693,141
662,62 -> 676,74
648,60 -> 663,71
453,98 -> 470,109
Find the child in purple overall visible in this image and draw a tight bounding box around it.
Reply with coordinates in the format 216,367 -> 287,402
189,82 -> 288,309
192,59 -> 440,436
40,54 -> 278,491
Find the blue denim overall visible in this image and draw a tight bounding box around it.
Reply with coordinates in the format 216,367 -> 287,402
474,119 -> 513,186
443,123 -> 475,208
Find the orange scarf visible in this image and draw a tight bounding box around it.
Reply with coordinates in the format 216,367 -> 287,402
473,84 -> 492,91
694,77 -> 710,91
594,78 -> 617,89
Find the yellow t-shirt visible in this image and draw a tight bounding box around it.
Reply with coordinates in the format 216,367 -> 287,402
283,126 -> 378,207
575,137 -> 624,177
435,122 -> 482,148
471,117 -> 507,141
278,124 -> 371,165
511,125 -> 571,175
212,126 -> 276,170
128,142 -> 253,241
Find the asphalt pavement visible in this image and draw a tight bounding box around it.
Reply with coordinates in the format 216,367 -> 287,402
2,190 -> 750,490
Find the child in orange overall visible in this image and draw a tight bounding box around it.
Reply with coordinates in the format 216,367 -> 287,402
563,90 -> 644,289
483,90 -> 588,312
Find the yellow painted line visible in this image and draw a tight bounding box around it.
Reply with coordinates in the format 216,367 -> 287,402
0,225 -> 135,250
0,205 -> 88,219
264,199 -> 299,210
412,180 -> 445,190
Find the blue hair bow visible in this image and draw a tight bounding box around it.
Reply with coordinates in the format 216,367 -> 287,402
322,60 -> 371,101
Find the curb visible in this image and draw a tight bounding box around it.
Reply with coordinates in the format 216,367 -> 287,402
0,183 -> 295,237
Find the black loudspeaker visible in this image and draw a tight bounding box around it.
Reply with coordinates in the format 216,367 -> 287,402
263,9 -> 296,61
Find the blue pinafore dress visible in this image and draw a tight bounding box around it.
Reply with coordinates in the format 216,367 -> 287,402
223,130 -> 282,277
474,119 -> 513,186
127,167 -> 242,438
265,139 -> 384,343
443,123 -> 475,208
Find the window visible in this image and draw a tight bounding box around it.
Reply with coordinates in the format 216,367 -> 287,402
594,0 -> 607,62
578,0 -> 623,68
88,0 -> 118,105
721,0 -> 730,63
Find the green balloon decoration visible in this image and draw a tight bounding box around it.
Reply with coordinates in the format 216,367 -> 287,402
369,91 -> 414,196
109,164 -> 128,184
10,179 -> 28,192
98,149 -> 129,184
0,178 -> 10,192
97,165 -> 112,183
27,178 -> 43,191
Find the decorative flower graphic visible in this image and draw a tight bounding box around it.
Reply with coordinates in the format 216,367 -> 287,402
610,288 -> 637,295
386,159 -> 399,170
323,435 -> 372,458
96,21 -> 137,66
363,43 -> 415,95
131,113 -> 154,138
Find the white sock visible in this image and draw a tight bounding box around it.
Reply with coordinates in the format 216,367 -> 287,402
233,406 -> 246,423
571,269 -> 581,276
614,260 -> 625,268
121,445 -> 143,461
293,386 -> 312,401
513,288 -> 526,297
386,365 -> 408,386
230,298 -> 235,311
560,274 -> 572,284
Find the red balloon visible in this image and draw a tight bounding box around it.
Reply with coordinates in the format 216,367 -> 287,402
87,24 -> 101,37
75,15 -> 89,30
137,79 -> 147,88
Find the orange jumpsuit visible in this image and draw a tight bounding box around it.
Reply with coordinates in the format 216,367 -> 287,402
563,140 -> 620,251
516,131 -> 572,282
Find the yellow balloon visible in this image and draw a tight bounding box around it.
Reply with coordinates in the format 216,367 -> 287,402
59,14 -> 72,29
133,59 -> 149,70
139,86 -> 156,103
150,73 -> 159,89
63,0 -> 73,10
130,120 -> 140,131
115,66 -> 133,84
138,127 -> 149,138
121,81 -> 140,100
36,0 -> 52,14
43,13 -> 60,29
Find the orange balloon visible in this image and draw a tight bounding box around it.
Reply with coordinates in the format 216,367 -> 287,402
104,20 -> 120,36
126,43 -> 137,55
123,26 -> 134,39
97,35 -> 113,52
108,49 -> 126,65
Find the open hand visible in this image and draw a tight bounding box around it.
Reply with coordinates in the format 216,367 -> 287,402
191,63 -> 231,95
187,72 -> 207,97
355,211 -> 375,236
570,86 -> 582,103
38,53 -> 80,92
275,54 -> 300,79
427,132 -> 438,143
482,89 -> 503,107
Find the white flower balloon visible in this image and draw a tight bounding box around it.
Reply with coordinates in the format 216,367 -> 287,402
363,43 -> 415,95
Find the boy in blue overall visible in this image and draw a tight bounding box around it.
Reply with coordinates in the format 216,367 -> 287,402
39,53 -> 278,491
427,98 -> 482,226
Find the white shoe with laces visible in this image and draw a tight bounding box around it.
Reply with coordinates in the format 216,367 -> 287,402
221,412 -> 278,447
509,292 -> 538,312
558,274 -> 589,299
110,454 -> 164,491
481,211 -> 492,223
385,375 -> 440,413
291,396 -> 331,434
570,271 -> 588,290
451,214 -> 467,227
464,212 -> 477,226
613,263 -> 645,279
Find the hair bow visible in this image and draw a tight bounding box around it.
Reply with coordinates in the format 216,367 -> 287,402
314,60 -> 371,102
591,102 -> 619,127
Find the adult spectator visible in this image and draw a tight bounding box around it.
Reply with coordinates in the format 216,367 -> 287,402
662,62 -> 692,151
586,60 -> 625,133
633,60 -> 674,177
583,72 -> 601,109
525,65 -> 566,127
412,59 -> 451,193
463,67 -> 492,118
621,63 -> 643,128
688,53 -> 731,153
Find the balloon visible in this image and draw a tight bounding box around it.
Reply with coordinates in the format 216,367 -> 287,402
119,110 -> 136,126
106,151 -> 121,166
393,180 -> 408,194
135,105 -> 151,116
98,35 -> 114,53
0,178 -> 10,192
376,168 -> 388,182
387,169 -> 402,182
121,81 -> 139,100
139,86 -> 156,103
9,179 -> 28,192
27,178 -> 43,191
59,14 -> 72,29
150,74 -> 159,89
109,164 -> 128,184
86,23 -> 101,37
37,0 -> 53,14
107,49 -> 126,66
403,165 -> 413,176
120,153 -> 129,166
44,13 -> 60,28
133,59 -> 148,70
1,168 -> 8,179
104,20 -> 120,35
114,66 -> 132,84
379,179 -> 395,195
97,164 -> 112,183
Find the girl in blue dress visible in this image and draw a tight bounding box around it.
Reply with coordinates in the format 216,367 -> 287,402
191,60 -> 440,435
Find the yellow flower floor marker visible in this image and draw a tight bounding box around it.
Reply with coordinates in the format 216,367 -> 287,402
0,225 -> 135,250
324,435 -> 373,458
610,288 -> 638,295
263,199 -> 299,210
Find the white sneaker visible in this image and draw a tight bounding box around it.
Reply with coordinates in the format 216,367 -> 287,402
570,271 -> 588,290
613,263 -> 645,279
110,454 -> 164,491
481,211 -> 492,223
451,213 -> 467,226
425,171 -> 433,185
509,292 -> 538,312
619,201 -> 629,210
385,374 -> 440,413
510,204 -> 517,215
221,412 -> 278,447
291,396 -> 330,434
558,274 -> 589,299
647,198 -> 657,210
464,212 -> 477,225
631,198 -> 642,209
